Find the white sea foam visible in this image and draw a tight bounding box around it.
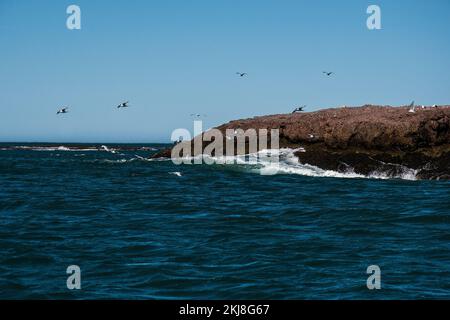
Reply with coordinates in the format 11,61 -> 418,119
140,147 -> 158,151
7,145 -> 98,152
368,168 -> 418,181
133,154 -> 171,162
100,145 -> 117,154
175,148 -> 417,180
99,159 -> 130,164
60,146 -> 418,180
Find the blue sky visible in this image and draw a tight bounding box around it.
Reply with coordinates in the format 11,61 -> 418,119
1,0 -> 449,142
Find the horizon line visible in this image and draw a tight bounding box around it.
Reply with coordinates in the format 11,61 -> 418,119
0,140 -> 172,145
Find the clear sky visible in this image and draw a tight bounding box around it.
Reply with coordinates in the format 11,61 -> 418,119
1,0 -> 449,143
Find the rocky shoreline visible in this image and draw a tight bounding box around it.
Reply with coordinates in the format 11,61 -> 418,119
153,105 -> 450,180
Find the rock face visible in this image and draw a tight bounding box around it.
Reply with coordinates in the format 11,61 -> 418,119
154,105 -> 450,180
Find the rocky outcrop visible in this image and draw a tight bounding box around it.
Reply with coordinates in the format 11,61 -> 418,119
154,105 -> 450,180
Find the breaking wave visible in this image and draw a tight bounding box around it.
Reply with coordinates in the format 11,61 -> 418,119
176,148 -> 417,180
2,145 -> 98,152
2,144 -> 417,180
0,145 -> 159,152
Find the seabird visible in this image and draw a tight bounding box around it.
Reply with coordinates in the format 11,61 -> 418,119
57,107 -> 69,114
308,134 -> 315,139
117,101 -> 129,109
292,105 -> 306,113
408,101 -> 416,113
236,72 -> 247,77
323,71 -> 334,76
190,114 -> 206,118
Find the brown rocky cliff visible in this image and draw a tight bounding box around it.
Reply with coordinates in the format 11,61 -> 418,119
217,105 -> 450,151
153,105 -> 450,180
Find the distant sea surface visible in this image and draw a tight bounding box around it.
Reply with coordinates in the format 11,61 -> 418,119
0,142 -> 449,299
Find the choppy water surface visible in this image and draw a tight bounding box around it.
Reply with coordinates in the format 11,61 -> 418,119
0,143 -> 449,299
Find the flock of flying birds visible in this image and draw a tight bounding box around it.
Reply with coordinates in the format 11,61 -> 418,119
56,72 -> 436,117
56,101 -> 129,115
56,71 -> 336,116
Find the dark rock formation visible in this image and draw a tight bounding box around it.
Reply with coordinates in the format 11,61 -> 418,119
154,105 -> 450,180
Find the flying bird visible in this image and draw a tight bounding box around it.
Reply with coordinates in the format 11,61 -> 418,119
56,107 -> 69,115
236,72 -> 247,77
323,71 -> 334,76
190,114 -> 206,118
292,105 -> 306,113
408,101 -> 416,113
117,101 -> 129,109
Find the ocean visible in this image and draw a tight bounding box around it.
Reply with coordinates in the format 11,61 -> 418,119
0,143 -> 449,299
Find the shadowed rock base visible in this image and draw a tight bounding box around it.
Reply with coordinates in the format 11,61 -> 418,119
292,144 -> 450,180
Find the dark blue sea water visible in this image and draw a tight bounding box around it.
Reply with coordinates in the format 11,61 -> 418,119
0,143 -> 449,299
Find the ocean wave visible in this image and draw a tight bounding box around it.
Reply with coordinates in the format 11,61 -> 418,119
15,144 -> 417,180
1,146 -> 99,152
88,155 -> 171,164
174,149 -> 417,180
0,145 -> 159,152
367,168 -> 418,181
100,145 -> 117,154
